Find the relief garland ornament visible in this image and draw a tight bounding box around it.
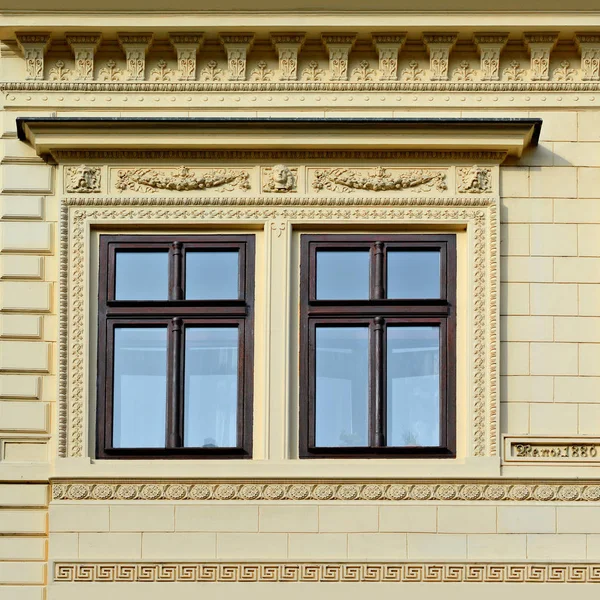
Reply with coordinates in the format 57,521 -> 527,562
313,167 -> 447,193
115,166 -> 251,193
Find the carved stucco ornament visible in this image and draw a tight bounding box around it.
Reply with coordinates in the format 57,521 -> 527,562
115,166 -> 251,193
262,165 -> 297,193
65,165 -> 101,193
16,33 -> 51,81
457,166 -> 493,194
524,32 -> 559,81
312,167 -> 447,193
575,33 -> 600,81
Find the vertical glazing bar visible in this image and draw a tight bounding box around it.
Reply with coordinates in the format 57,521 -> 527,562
171,241 -> 184,300
373,315 -> 385,447
374,241 -> 384,300
167,317 -> 183,447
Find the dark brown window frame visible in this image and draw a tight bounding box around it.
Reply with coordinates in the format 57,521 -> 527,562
299,233 -> 456,459
96,234 -> 254,459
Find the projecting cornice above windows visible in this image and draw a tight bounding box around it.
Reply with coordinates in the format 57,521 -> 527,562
16,117 -> 541,162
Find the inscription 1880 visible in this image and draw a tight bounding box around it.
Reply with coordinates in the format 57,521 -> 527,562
513,443 -> 600,459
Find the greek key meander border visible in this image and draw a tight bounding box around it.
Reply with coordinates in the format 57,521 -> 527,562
52,480 -> 600,502
59,195 -> 496,459
53,562 -> 600,583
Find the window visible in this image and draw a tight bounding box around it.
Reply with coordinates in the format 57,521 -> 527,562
96,235 -> 254,459
299,234 -> 456,458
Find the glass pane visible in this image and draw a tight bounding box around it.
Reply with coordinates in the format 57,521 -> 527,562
113,327 -> 167,448
184,327 -> 239,448
387,250 -> 441,299
316,250 -> 370,300
186,251 -> 239,300
387,326 -> 440,447
315,327 -> 369,447
115,251 -> 168,301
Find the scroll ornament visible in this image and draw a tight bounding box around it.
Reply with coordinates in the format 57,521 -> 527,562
65,165 -> 101,193
115,166 -> 250,193
312,167 -> 447,193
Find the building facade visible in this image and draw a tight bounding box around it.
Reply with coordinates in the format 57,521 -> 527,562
1,4 -> 600,599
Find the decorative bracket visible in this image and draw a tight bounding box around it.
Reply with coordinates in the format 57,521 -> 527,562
372,33 -> 406,81
322,34 -> 357,81
575,33 -> 600,81
15,33 -> 51,81
169,33 -> 204,81
473,33 -> 508,81
117,32 -> 154,81
423,33 -> 458,81
271,33 -> 305,81
220,33 -> 255,81
66,33 -> 102,81
524,32 -> 558,81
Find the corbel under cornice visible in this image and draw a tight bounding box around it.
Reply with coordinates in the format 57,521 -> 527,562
16,117 -> 542,163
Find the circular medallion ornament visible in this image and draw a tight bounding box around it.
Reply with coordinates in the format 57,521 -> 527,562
313,485 -> 335,500
484,485 -> 507,501
508,485 -> 531,501
91,484 -> 114,500
410,485 -> 433,500
52,484 -> 67,500
436,484 -> 458,501
165,485 -> 187,500
460,484 -> 483,501
140,485 -> 163,500
215,484 -> 237,500
386,485 -> 409,501
264,485 -> 286,500
239,484 -> 262,500
336,485 -> 360,500
582,486 -> 600,501
558,486 -> 581,501
362,485 -> 384,500
533,486 -> 557,501
67,484 -> 89,500
288,484 -> 310,500
116,485 -> 138,500
189,485 -> 212,500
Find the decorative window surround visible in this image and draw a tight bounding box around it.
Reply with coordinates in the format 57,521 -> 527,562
473,33 -> 508,81
423,33 -> 458,81
524,32 -> 558,81
220,33 -> 255,81
15,32 -> 51,81
169,33 -> 204,81
271,33 -> 305,81
117,32 -> 153,81
15,117 -> 539,472
66,33 -> 102,81
575,32 -> 600,81
372,33 -> 406,81
322,34 -> 357,81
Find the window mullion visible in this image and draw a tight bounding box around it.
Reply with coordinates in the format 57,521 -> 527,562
373,241 -> 384,300
166,316 -> 184,448
170,241 -> 184,300
373,316 -> 385,448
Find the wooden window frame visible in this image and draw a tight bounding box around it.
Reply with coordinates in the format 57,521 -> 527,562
299,233 -> 456,459
96,234 -> 255,459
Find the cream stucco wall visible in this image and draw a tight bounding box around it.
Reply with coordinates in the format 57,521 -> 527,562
1,13 -> 600,599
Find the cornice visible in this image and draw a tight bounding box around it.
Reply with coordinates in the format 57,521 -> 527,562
54,561 -> 600,583
52,479 -> 600,502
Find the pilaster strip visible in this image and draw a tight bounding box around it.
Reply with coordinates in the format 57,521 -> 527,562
66,33 -> 102,81
524,32 -> 559,81
15,33 -> 51,81
423,33 -> 458,81
169,33 -> 204,82
117,32 -> 154,81
322,34 -> 357,81
220,33 -> 255,81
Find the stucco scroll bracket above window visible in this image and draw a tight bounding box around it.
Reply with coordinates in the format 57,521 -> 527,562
17,117 -> 541,162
